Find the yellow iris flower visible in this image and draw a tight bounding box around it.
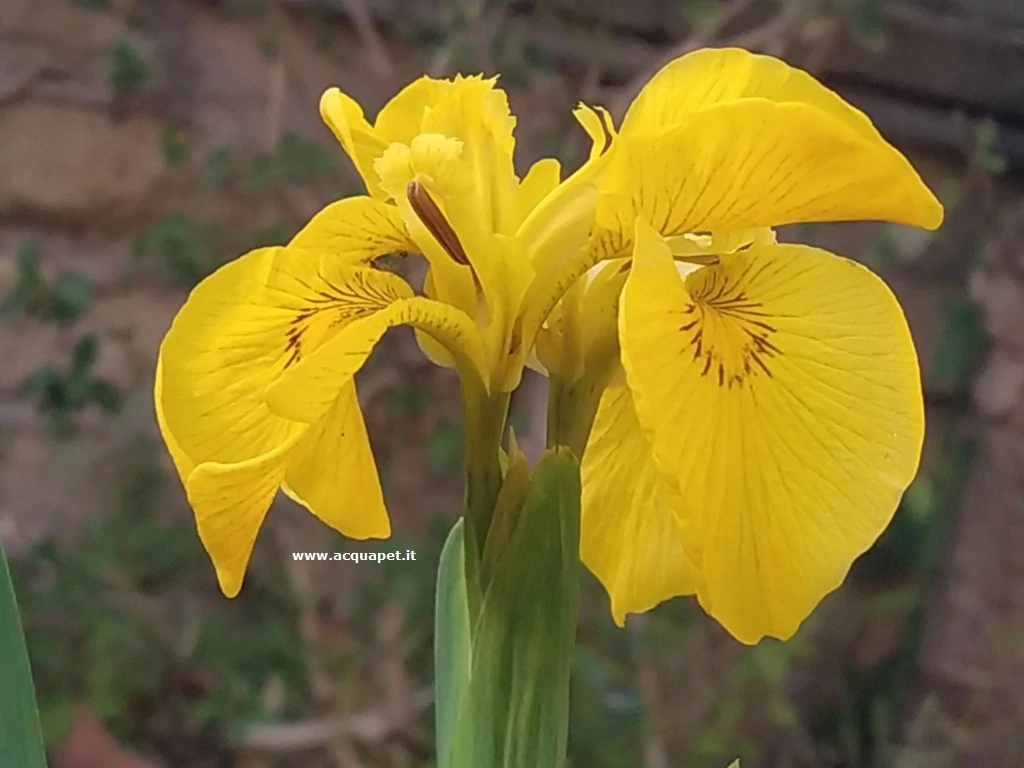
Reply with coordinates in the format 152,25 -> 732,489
155,73 -> 601,596
552,48 -> 942,643
154,47 -> 942,646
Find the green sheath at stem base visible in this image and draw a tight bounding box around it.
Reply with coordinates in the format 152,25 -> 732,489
435,448 -> 581,768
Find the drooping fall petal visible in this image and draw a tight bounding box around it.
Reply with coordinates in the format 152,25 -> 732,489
156,211 -> 433,594
265,289 -> 488,424
187,438 -> 301,597
289,195 -> 416,257
619,219 -> 924,643
599,98 -> 943,240
620,46 -> 884,141
282,381 -> 391,541
156,246 -> 306,473
581,384 -> 697,624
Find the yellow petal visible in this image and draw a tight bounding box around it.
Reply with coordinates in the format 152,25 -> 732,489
282,381 -> 391,540
600,99 -> 943,238
622,47 -> 880,141
485,234 -> 535,390
158,209 -> 422,597
517,226 -> 627,364
581,384 -> 697,624
320,88 -> 389,199
514,105 -> 620,361
288,195 -> 416,258
579,259 -> 627,363
187,435 -> 303,597
516,157 -> 562,225
420,75 -> 519,236
666,228 -> 776,259
158,239 -> 415,482
157,247 -> 306,476
154,355 -> 194,481
374,76 -> 447,144
266,292 -> 488,424
538,258 -> 627,381
375,130 -> 534,380
620,219 -> 925,643
374,133 -> 484,316
320,77 -> 471,200
573,102 -> 615,160
518,104 -> 614,272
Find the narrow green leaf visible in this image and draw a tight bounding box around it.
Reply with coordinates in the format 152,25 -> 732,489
0,536 -> 48,768
465,447 -> 581,768
434,519 -> 471,768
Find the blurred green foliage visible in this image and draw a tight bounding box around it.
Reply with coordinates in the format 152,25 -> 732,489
0,243 -> 93,325
14,440 -> 312,751
928,298 -> 988,393
161,127 -> 192,169
108,37 -> 150,95
18,336 -> 121,436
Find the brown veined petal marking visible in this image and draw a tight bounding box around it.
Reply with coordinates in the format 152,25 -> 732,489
619,220 -> 924,644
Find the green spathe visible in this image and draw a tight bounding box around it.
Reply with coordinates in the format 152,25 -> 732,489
435,447 -> 581,768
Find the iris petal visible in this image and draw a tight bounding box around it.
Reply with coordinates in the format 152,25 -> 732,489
620,220 -> 924,643
581,383 -> 697,624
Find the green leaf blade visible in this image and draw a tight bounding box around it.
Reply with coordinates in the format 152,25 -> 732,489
434,519 -> 472,768
0,537 -> 48,768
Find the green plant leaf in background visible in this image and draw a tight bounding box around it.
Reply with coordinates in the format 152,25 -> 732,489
0,536 -> 48,768
928,297 -> 988,393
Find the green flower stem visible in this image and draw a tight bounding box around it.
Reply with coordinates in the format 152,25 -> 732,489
461,380 -> 511,545
547,369 -> 610,458
459,372 -> 511,618
0,535 -> 47,768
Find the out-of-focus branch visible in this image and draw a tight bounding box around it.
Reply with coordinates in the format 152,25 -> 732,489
238,689 -> 432,751
608,0 -> 755,118
337,0 -> 394,79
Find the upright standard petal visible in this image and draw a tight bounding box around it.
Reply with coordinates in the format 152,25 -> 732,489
619,220 -> 924,643
581,384 -> 696,624
320,88 -> 389,199
518,104 -> 614,274
419,75 -> 519,236
320,75 -> 513,202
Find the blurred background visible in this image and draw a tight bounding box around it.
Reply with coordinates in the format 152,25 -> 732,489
1,0 -> 1023,766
